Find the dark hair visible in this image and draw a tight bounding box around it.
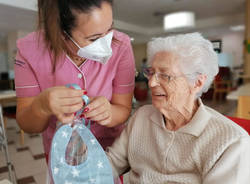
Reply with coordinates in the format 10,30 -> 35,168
38,0 -> 113,72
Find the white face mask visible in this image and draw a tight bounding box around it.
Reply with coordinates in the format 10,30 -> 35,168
69,31 -> 113,64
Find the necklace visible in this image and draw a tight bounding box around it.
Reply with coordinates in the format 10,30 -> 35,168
74,56 -> 86,62
71,56 -> 86,67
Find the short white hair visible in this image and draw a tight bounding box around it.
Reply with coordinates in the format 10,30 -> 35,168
147,32 -> 219,97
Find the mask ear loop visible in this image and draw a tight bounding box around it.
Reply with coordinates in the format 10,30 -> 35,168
64,31 -> 81,48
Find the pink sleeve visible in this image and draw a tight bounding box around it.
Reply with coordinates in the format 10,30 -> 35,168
113,42 -> 135,94
14,48 -> 40,97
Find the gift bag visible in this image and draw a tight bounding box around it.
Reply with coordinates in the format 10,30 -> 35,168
49,84 -> 119,184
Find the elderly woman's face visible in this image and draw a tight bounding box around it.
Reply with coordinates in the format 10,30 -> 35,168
149,51 -> 195,112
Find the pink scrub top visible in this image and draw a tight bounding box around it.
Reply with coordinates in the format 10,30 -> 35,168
14,30 -> 135,155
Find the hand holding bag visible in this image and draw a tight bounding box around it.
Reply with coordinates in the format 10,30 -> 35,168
50,84 -> 115,184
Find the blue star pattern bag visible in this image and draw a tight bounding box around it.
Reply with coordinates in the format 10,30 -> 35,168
49,84 -> 116,184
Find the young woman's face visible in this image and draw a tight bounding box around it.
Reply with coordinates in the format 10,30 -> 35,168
71,2 -> 113,47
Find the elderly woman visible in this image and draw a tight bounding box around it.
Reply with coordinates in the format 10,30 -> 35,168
106,33 -> 250,184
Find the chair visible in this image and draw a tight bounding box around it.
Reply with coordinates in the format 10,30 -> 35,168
237,96 -> 250,120
212,67 -> 232,101
213,80 -> 231,101
0,106 -> 17,184
3,106 -> 25,145
226,116 -> 250,134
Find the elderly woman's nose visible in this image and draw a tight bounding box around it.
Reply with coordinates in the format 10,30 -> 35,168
149,75 -> 159,87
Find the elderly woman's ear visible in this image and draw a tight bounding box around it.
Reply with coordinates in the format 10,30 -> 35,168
193,74 -> 207,94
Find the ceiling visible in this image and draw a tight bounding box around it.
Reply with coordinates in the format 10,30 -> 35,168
0,0 -> 246,43
0,3 -> 36,43
113,0 -> 245,27
0,4 -> 36,32
113,0 -> 245,42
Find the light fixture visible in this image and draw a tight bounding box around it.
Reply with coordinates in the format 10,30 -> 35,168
230,25 -> 245,32
164,11 -> 195,31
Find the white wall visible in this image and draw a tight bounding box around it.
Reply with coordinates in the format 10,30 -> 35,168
18,30 -> 30,39
0,41 -> 7,73
221,32 -> 244,67
132,43 -> 147,71
7,31 -> 17,70
7,30 -> 30,70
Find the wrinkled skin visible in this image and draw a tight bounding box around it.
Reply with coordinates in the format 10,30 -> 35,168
148,51 -> 207,131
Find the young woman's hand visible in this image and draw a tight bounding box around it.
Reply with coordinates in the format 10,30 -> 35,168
38,86 -> 86,123
82,96 -> 112,126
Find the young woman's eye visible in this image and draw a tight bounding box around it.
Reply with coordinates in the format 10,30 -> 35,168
89,38 -> 99,42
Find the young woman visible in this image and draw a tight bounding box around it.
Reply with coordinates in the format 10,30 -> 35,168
14,0 -> 135,162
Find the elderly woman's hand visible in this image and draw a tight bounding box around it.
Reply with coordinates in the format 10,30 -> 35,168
82,96 -> 112,127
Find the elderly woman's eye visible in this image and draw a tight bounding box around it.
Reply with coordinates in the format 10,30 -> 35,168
144,68 -> 154,76
148,70 -> 154,75
160,73 -> 170,81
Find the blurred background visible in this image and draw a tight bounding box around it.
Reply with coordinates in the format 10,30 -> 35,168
0,0 -> 250,183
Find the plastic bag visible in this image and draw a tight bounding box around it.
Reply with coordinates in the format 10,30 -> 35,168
64,118 -> 89,166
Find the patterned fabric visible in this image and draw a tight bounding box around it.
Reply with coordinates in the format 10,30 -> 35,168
50,84 -> 114,184
51,120 -> 114,184
107,99 -> 250,184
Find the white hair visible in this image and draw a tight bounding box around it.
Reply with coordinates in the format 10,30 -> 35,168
147,32 -> 219,97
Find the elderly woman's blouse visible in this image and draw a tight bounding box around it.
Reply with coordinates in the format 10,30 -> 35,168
14,30 -> 135,155
107,100 -> 250,184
